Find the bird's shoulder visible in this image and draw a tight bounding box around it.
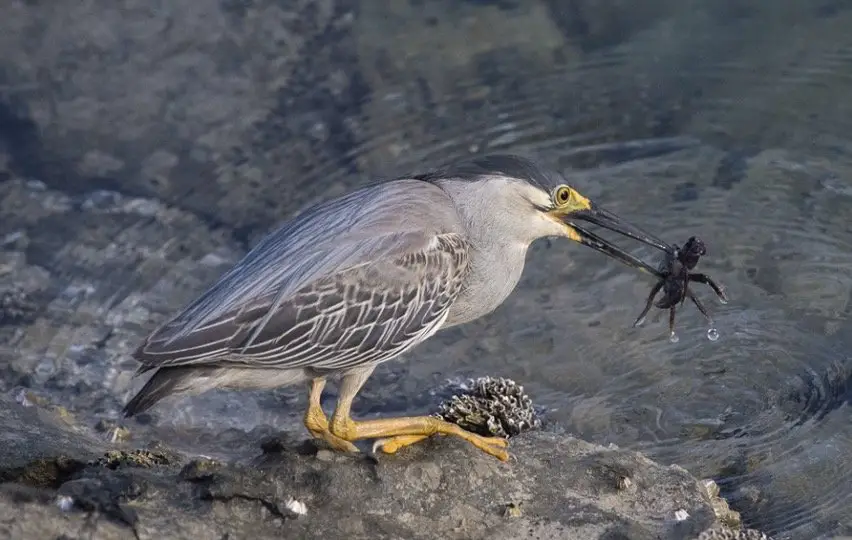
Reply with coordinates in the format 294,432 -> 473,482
221,177 -> 467,295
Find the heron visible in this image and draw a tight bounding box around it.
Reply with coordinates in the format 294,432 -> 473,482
122,154 -> 669,461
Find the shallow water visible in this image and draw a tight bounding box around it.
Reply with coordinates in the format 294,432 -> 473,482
2,1 -> 852,538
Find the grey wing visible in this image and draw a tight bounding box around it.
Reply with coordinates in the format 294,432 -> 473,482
133,231 -> 470,372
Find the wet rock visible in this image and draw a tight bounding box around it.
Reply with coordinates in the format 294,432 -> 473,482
0,393 -> 771,540
0,174 -> 243,419
0,285 -> 39,324
95,419 -> 133,444
0,455 -> 87,491
0,0 -> 365,236
616,474 -> 634,491
93,449 -> 174,470
56,473 -> 144,532
353,0 -> 573,175
543,0 -> 680,51
502,501 -> 524,518
700,478 -> 742,529
179,458 -> 223,482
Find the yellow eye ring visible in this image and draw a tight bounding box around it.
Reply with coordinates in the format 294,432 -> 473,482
553,185 -> 573,206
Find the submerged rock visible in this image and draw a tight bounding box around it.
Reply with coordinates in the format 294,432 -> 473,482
0,394 -> 773,540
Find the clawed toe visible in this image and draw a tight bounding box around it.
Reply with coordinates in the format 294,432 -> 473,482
483,436 -> 509,448
373,432 -> 510,461
478,442 -> 510,461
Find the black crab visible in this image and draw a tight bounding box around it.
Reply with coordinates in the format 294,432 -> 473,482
632,236 -> 728,338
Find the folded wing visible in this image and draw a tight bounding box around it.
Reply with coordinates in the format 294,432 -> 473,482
133,180 -> 469,373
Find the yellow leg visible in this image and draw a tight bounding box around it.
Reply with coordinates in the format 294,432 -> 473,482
331,413 -> 509,461
303,378 -> 359,453
329,370 -> 509,462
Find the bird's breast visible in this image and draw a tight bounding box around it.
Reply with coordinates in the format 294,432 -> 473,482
443,241 -> 528,328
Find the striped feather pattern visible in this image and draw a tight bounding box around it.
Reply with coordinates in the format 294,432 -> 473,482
133,180 -> 471,373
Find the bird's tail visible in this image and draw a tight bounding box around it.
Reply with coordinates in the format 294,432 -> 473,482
123,367 -> 194,417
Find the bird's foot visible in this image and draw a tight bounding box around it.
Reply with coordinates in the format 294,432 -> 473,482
304,397 -> 359,453
330,414 -> 510,462
373,432 -> 509,461
310,428 -> 360,453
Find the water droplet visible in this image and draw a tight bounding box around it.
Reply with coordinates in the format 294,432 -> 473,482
669,332 -> 679,343
707,328 -> 720,341
719,298 -> 729,305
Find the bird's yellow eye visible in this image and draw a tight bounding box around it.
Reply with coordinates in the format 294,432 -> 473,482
553,185 -> 573,207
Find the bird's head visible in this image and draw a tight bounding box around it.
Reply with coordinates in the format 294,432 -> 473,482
422,154 -> 673,274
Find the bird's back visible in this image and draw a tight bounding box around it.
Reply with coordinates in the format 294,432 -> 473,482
133,178 -> 467,371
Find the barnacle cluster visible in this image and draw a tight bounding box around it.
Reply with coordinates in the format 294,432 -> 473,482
93,449 -> 172,469
697,528 -> 772,540
435,376 -> 541,438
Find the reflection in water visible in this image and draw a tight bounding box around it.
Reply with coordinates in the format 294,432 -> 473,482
2,1 -> 852,538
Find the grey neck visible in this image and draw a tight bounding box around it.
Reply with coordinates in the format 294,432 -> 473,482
434,177 -> 532,327
444,238 -> 529,327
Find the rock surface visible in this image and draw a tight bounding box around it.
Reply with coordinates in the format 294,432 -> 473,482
0,394 -> 765,540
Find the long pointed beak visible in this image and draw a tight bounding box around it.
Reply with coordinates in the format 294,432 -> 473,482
551,196 -> 672,275
567,222 -> 665,277
544,185 -> 672,274
568,204 -> 672,255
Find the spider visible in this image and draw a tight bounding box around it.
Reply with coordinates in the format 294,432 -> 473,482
632,236 -> 728,338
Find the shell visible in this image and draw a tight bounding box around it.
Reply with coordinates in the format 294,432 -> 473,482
435,376 -> 541,438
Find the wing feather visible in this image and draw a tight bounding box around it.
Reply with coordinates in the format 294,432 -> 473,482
133,180 -> 469,373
